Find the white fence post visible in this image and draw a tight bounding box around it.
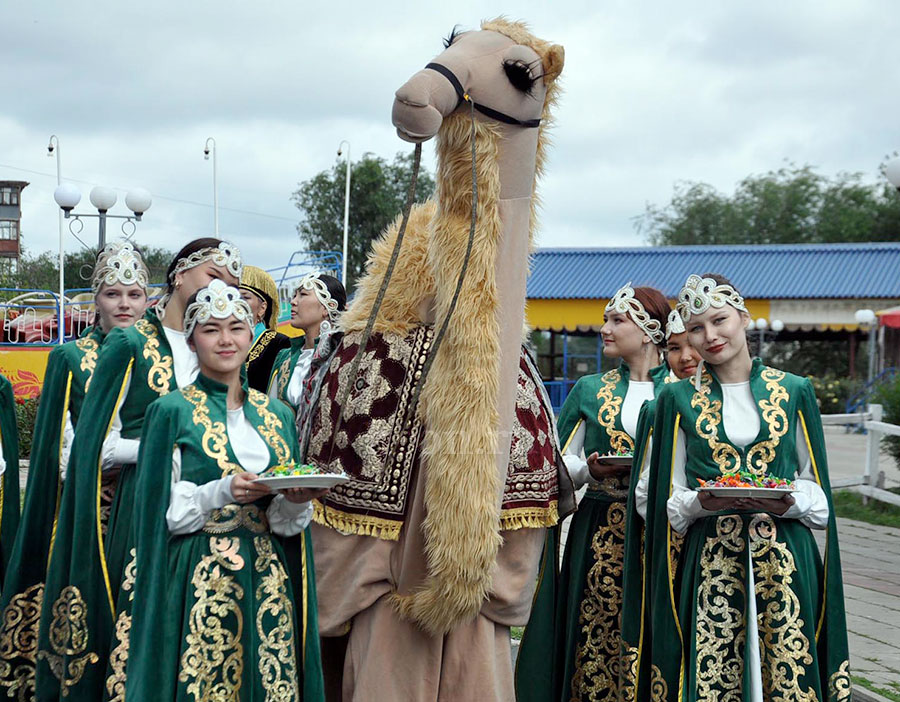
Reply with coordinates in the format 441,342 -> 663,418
863,404 -> 884,500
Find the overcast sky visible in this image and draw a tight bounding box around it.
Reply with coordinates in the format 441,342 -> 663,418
2,0 -> 898,277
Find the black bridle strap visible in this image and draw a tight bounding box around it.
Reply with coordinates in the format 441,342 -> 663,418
425,62 -> 541,129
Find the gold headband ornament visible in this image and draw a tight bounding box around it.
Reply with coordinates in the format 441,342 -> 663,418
297,272 -> 340,321
183,279 -> 252,337
676,274 -> 747,322
92,241 -> 150,294
605,283 -> 665,345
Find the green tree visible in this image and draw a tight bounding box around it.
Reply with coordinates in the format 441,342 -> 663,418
292,152 -> 435,292
0,243 -> 173,295
638,164 -> 900,245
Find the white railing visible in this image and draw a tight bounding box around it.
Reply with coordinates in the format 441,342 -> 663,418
822,404 -> 900,507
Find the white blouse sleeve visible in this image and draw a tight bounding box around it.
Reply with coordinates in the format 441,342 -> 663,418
266,497 -> 314,537
780,417 -> 830,529
634,435 -> 653,520
561,420 -> 591,490
166,447 -> 236,536
60,412 -> 74,480
100,375 -> 141,470
666,427 -> 715,534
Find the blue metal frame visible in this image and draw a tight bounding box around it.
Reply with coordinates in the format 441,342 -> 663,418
268,251 -> 342,289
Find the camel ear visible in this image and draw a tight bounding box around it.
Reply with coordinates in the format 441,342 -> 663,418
543,44 -> 565,83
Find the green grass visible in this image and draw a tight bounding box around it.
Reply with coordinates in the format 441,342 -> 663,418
832,489 -> 900,529
511,626 -> 524,641
852,674 -> 900,701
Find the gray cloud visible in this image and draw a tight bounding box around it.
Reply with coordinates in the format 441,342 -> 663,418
2,0 -> 898,274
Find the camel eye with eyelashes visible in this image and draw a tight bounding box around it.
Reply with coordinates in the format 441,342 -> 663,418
503,58 -> 538,94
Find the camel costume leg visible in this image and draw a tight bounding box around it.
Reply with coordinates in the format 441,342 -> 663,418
307,18 -> 564,701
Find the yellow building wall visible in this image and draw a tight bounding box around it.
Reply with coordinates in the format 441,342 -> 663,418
525,298 -> 771,332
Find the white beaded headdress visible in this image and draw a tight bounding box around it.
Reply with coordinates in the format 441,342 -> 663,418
665,308 -> 685,340
183,279 -> 252,337
171,241 -> 243,282
676,274 -> 747,322
91,241 -> 150,294
297,272 -> 341,322
157,241 -> 243,318
605,283 -> 665,345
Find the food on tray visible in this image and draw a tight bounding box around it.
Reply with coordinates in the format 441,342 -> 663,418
601,449 -> 634,458
697,471 -> 794,490
262,463 -> 319,478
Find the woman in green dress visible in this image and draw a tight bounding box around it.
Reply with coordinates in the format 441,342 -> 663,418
644,273 -> 850,701
516,283 -> 670,702
125,278 -> 325,700
0,241 -> 149,698
35,238 -> 243,701
0,372 -> 21,587
268,273 -> 345,416
239,265 -> 291,393
619,308 -> 702,700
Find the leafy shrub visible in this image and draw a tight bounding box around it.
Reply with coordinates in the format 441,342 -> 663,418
14,394 -> 40,459
874,374 -> 900,468
807,374 -> 863,414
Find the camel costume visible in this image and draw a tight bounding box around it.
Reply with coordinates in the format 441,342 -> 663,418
304,18 -> 569,702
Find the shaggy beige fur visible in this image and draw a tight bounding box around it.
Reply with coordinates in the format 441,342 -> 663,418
339,17 -> 563,635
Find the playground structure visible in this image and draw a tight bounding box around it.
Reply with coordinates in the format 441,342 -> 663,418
0,250 -> 343,395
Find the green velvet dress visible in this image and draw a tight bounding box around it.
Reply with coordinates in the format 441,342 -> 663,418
268,337 -> 309,412
642,359 -> 850,701
0,327 -> 104,699
36,309 -> 180,701
123,374 -> 323,701
516,362 -> 668,702
0,373 -> 21,587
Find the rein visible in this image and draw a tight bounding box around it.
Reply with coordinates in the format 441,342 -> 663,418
425,62 -> 541,129
322,100 -> 480,492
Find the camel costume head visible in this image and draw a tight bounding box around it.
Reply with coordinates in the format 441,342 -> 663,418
312,18 -> 564,635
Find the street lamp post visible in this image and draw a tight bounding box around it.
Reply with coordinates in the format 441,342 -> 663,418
47,136 -> 64,344
53,184 -> 152,250
748,317 -> 784,361
204,138 -> 218,237
883,154 -> 900,191
337,140 -> 351,287
855,309 -> 878,385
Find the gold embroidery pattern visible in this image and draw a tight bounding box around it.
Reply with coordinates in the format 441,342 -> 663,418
569,502 -> 627,702
749,515 -> 817,701
253,537 -> 298,701
276,356 -> 291,401
75,336 -> 99,391
596,370 -> 633,454
182,385 -> 242,476
650,664 -> 668,701
828,660 -> 851,701
180,537 -> 245,701
204,504 -> 270,535
135,319 -> 174,396
0,584 -> 43,700
247,389 -> 291,464
249,330 -> 277,364
692,372 -> 741,475
619,645 -> 638,701
746,368 -> 789,476
36,586 -> 100,696
99,473 -> 119,539
695,515 -> 746,700
105,549 -> 137,702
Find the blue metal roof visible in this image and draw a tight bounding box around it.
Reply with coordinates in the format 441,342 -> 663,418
527,242 -> 900,300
